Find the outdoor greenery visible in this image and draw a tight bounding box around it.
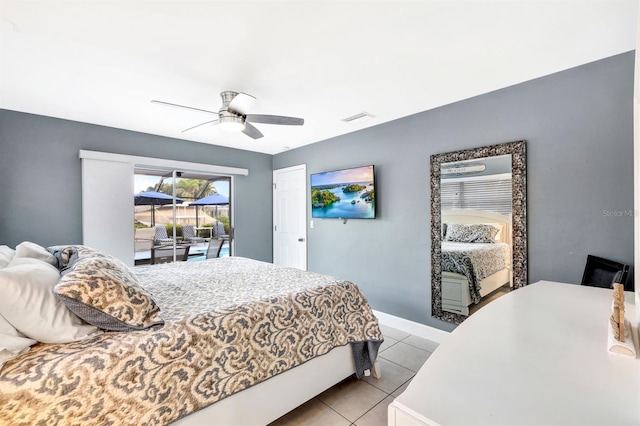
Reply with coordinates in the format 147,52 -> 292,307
147,179 -> 217,200
218,215 -> 230,234
164,223 -> 183,237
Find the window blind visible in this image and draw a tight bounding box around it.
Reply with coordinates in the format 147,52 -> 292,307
441,178 -> 512,214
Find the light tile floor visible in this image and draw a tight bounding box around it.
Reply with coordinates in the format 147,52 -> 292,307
269,325 -> 440,426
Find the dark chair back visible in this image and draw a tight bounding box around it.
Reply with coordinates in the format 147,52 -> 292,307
581,255 -> 631,291
152,245 -> 190,264
206,238 -> 224,259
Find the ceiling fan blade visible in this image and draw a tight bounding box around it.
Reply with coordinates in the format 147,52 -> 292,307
182,119 -> 219,133
242,122 -> 264,139
228,92 -> 256,116
151,100 -> 217,115
246,114 -> 304,126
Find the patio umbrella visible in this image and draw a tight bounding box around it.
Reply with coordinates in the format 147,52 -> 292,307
134,191 -> 184,226
189,193 -> 230,228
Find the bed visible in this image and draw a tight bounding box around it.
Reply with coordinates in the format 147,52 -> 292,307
440,209 -> 512,315
0,243 -> 382,425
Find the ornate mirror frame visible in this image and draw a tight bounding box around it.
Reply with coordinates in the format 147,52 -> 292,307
430,140 -> 527,324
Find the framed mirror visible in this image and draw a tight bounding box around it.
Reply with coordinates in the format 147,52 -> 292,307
431,140 -> 527,324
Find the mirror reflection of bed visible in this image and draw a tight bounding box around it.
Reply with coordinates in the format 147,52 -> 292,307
441,209 -> 512,316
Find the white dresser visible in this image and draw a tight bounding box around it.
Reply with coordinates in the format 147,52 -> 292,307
388,281 -> 640,426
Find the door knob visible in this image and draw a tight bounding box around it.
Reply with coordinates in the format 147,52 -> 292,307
298,238 -> 305,242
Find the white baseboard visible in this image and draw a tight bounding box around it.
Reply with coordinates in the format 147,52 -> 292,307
373,310 -> 450,344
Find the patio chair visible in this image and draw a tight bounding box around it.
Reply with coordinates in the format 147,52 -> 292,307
152,245 -> 190,264
182,224 -> 205,243
154,225 -> 173,245
206,238 -> 224,259
213,221 -> 229,239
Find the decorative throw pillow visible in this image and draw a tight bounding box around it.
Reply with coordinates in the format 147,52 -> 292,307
481,222 -> 503,241
54,254 -> 164,331
0,246 -> 15,269
0,257 -> 100,343
444,223 -> 499,243
48,244 -> 105,268
14,241 -> 57,266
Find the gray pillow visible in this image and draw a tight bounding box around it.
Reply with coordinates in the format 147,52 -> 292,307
53,247 -> 163,331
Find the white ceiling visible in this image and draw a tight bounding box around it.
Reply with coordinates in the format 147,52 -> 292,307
0,1 -> 637,155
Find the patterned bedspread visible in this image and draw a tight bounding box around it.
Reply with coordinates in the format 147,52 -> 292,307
441,242 -> 510,303
0,257 -> 382,425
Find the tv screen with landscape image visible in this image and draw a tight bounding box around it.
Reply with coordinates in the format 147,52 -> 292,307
311,165 -> 376,219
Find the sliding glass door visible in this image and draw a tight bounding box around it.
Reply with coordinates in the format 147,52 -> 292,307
134,169 -> 233,265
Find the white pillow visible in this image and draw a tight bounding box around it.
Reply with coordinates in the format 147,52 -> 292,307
14,241 -> 57,266
0,312 -> 36,371
0,257 -> 100,343
0,245 -> 16,269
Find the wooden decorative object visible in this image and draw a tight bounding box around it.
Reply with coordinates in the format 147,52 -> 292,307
610,283 -> 625,342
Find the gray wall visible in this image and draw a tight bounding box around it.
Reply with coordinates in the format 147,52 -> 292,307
273,52 -> 635,332
0,52 -> 633,332
0,110 -> 274,262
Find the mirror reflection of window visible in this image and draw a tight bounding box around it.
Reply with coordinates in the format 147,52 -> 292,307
441,156 -> 512,214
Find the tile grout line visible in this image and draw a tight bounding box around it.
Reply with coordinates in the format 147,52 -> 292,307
400,334 -> 440,351
350,393 -> 394,425
378,339 -> 438,356
379,340 -> 400,354
377,354 -> 420,374
318,379 -> 390,425
381,340 -> 433,356
316,397 -> 354,425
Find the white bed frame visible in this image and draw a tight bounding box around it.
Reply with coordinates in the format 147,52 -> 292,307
441,209 -> 512,316
174,344 -> 378,425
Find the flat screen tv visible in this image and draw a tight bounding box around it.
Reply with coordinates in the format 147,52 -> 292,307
310,165 -> 376,219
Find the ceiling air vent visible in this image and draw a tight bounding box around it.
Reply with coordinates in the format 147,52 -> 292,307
342,111 -> 375,123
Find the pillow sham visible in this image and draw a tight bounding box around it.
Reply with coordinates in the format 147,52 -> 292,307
54,253 -> 163,331
444,223 -> 499,243
0,312 -> 37,371
480,222 -> 503,241
0,245 -> 15,269
0,257 -> 100,343
15,241 -> 57,266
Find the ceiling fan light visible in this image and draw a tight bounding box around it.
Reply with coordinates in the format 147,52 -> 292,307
219,115 -> 245,132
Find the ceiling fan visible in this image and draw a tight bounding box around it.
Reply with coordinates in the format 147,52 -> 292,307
151,91 -> 304,140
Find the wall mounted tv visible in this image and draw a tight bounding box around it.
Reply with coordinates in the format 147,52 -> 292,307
310,165 -> 376,219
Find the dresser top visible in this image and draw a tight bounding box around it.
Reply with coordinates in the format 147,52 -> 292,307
394,281 -> 640,426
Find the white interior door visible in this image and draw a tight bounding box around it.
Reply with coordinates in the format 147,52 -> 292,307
273,165 -> 307,270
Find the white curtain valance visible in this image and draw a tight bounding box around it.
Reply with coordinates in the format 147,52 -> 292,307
79,150 -> 249,176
